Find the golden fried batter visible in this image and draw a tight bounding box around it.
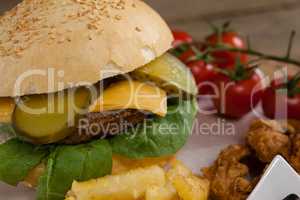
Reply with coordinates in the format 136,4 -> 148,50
246,119 -> 300,172
287,120 -> 300,134
203,119 -> 300,200
290,134 -> 300,173
249,119 -> 286,133
202,145 -> 253,200
246,119 -> 290,162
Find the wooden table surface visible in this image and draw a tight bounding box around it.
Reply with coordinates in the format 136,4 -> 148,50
1,0 -> 300,74
146,0 -> 300,56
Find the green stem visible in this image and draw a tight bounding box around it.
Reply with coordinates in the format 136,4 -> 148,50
195,42 -> 300,67
286,30 -> 296,59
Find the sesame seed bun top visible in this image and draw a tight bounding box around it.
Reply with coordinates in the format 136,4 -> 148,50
0,0 -> 173,97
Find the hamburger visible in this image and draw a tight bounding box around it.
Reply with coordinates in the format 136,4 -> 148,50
0,0 -> 198,199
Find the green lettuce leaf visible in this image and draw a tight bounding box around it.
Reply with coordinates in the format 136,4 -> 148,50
110,99 -> 198,159
37,139 -> 112,200
0,99 -> 197,200
0,139 -> 48,185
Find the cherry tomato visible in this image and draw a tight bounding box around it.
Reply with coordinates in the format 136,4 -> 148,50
206,32 -> 248,68
172,30 -> 193,47
187,60 -> 217,94
178,48 -> 195,64
212,71 -> 263,118
262,77 -> 300,120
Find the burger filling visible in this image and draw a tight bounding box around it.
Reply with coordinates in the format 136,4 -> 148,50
0,53 -> 198,200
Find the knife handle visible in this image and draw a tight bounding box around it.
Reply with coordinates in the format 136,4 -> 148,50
283,194 -> 300,200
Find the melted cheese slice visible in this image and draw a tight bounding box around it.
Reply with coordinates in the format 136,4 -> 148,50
0,98 -> 15,123
89,80 -> 167,117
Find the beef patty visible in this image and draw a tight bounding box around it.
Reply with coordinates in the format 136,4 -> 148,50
63,109 -> 146,144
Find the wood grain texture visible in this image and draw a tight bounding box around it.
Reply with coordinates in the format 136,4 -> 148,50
145,0 -> 300,73
170,8 -> 300,57
145,0 -> 299,23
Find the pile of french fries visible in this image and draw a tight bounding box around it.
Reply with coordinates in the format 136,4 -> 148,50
65,156 -> 210,200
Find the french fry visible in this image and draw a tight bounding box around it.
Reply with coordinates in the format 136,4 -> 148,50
65,159 -> 210,200
112,155 -> 175,174
287,119 -> 300,133
171,175 -> 210,200
66,165 -> 166,200
21,155 -> 174,188
167,160 -> 210,200
167,160 -> 192,178
145,183 -> 179,200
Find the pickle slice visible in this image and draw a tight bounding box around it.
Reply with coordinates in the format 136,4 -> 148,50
131,53 -> 197,96
13,87 -> 91,144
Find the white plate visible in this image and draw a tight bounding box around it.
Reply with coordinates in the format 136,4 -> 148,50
0,99 -> 265,199
248,156 -> 300,200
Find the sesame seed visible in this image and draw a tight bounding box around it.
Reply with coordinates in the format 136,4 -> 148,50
50,34 -> 56,40
114,15 -> 121,20
87,23 -> 97,30
58,37 -> 65,43
15,50 -> 23,58
88,14 -> 95,20
0,0 -> 130,56
135,27 -> 141,32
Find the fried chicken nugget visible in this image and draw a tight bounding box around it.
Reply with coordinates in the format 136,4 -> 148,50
202,145 -> 253,200
287,120 -> 300,134
285,120 -> 300,173
203,120 -> 300,200
246,119 -> 290,163
290,133 -> 300,173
